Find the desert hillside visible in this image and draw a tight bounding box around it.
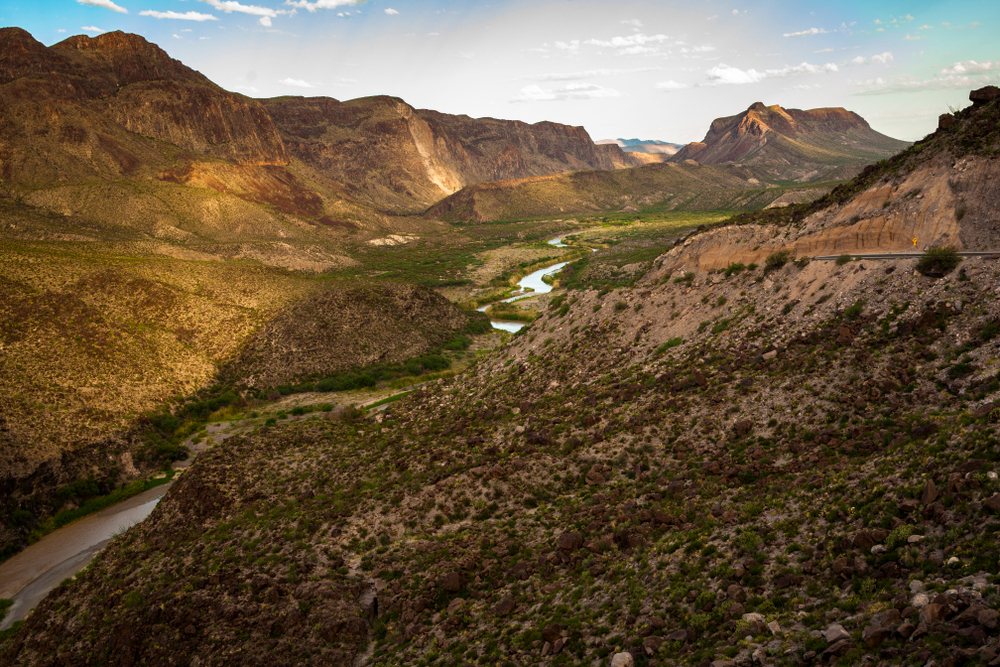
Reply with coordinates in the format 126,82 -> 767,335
4,88 -> 998,667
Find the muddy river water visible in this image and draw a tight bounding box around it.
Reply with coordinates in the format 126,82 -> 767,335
0,484 -> 170,630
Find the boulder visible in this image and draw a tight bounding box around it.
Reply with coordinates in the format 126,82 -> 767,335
825,624 -> 850,643
610,653 -> 635,667
439,572 -> 463,592
938,114 -> 957,130
557,532 -> 583,552
970,85 -> 1000,106
495,597 -> 516,617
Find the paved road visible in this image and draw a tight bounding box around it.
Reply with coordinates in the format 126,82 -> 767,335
812,251 -> 1000,261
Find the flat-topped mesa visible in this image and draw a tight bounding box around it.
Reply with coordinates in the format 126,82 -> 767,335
671,101 -> 903,169
0,28 -> 287,166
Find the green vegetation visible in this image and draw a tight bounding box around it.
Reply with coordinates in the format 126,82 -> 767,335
834,254 -> 853,266
764,250 -> 794,272
915,246 -> 961,277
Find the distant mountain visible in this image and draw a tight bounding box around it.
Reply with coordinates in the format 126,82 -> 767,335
263,96 -> 641,214
669,102 -> 909,180
596,138 -> 684,155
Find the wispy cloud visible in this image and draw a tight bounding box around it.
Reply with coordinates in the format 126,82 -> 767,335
783,27 -> 828,37
523,67 -> 660,82
849,52 -> 893,66
140,10 -> 219,21
384,8 -> 398,15
80,25 -> 104,33
511,82 -> 622,103
704,61 -> 837,85
814,48 -> 834,53
77,0 -> 127,14
655,80 -> 690,91
940,60 -> 996,76
855,63 -> 998,96
284,0 -> 367,13
279,78 -> 316,88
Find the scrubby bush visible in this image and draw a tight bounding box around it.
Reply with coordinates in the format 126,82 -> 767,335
764,250 -> 794,272
835,254 -> 853,266
915,246 -> 961,277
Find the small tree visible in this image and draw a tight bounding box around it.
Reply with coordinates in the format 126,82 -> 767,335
915,246 -> 961,277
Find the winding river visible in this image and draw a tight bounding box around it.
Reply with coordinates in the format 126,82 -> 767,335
479,236 -> 576,332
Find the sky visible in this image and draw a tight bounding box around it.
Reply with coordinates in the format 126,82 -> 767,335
2,0 -> 998,143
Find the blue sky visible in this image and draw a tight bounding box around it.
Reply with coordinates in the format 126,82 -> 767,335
2,0 -> 997,142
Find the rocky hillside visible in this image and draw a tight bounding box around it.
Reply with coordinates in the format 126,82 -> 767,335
426,161 -> 832,224
6,91 -> 999,667
649,87 -> 1000,272
670,102 -> 909,182
0,28 -> 287,176
222,282 -> 483,390
263,95 -> 641,214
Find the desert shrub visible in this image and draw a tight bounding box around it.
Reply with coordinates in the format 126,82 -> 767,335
723,262 -> 745,277
655,338 -> 683,355
835,254 -> 853,266
915,246 -> 961,277
843,300 -> 865,321
764,250 -> 794,272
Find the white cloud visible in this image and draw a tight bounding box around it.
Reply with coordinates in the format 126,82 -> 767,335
554,40 -> 580,52
655,80 -> 689,91
584,33 -> 671,48
81,25 -> 104,33
202,0 -> 279,17
904,34 -> 923,41
57,29 -> 67,33
940,60 -> 996,76
851,56 -> 865,65
77,0 -> 127,13
732,9 -> 739,15
511,82 -> 622,103
525,67 -> 660,82
706,14 -> 718,20
621,18 -> 643,29
814,48 -> 834,53
259,16 -> 272,26
783,27 -> 828,37
870,52 -> 893,65
384,8 -> 398,14
704,61 -> 837,85
917,24 -> 932,30
279,77 -> 316,88
140,10 -> 219,21
706,63 -> 765,84
172,33 -> 182,39
284,0 -> 364,12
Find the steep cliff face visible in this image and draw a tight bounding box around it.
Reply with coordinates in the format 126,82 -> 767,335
263,95 -> 638,213
670,102 -> 908,176
0,28 -> 287,175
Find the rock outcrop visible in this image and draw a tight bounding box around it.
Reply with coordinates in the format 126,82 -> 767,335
0,27 -> 287,178
670,101 -> 908,179
263,95 -> 640,213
